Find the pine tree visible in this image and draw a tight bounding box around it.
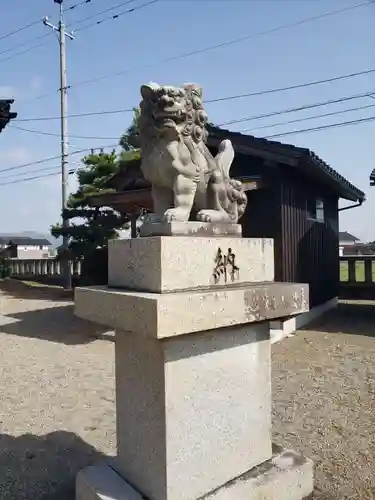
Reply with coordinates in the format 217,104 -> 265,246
51,110 -> 142,284
51,149 -> 128,262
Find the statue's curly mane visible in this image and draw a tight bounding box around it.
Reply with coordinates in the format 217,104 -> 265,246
180,84 -> 209,145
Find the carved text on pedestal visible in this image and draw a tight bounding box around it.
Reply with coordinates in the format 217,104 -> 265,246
213,247 -> 240,284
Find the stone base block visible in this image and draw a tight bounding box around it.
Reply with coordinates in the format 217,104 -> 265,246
139,221 -> 242,237
75,282 -> 309,338
76,447 -> 313,500
109,236 -> 274,293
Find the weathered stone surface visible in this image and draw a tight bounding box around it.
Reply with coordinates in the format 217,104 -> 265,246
74,282 -> 309,339
108,237 -> 274,293
114,323 -> 271,500
139,221 -> 242,237
76,445 -> 313,500
138,82 -> 247,224
203,445 -> 314,500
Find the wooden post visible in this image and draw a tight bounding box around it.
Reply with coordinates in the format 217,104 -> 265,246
348,258 -> 356,283
364,258 -> 373,284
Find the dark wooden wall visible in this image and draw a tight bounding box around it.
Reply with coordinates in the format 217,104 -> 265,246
279,167 -> 339,307
234,152 -> 339,308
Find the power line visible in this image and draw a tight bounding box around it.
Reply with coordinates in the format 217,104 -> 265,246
3,113 -> 375,187
20,0 -> 375,102
66,0 -> 92,13
5,112 -> 375,188
0,143 -> 118,175
10,95 -> 375,140
0,0 -> 153,66
0,162 -> 81,181
0,0 -> 92,64
11,99 -> 375,149
0,169 -> 65,187
209,68 -> 375,106
0,19 -> 42,42
241,102 -> 375,133
0,32 -> 51,58
0,39 -> 51,64
68,0 -> 375,89
73,0 -> 158,32
264,114 -> 375,139
68,0 -> 136,28
15,107 -> 134,123
219,89 -> 375,127
9,123 -> 118,140
14,86 -> 375,124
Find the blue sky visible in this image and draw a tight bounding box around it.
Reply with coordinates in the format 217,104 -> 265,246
0,0 -> 374,240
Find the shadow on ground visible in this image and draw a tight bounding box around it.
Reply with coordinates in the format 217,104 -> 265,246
0,431 -> 107,500
301,300 -> 375,338
0,279 -> 73,302
0,304 -> 114,345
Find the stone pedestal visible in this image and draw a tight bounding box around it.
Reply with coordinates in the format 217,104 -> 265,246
74,231 -> 313,500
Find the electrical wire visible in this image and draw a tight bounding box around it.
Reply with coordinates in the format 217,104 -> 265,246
240,102 -> 375,133
0,19 -> 42,42
264,114 -> 375,139
9,124 -> 119,141
0,143 -> 118,175
73,0 -> 158,32
0,0 -> 92,64
14,87 -> 375,124
15,107 -> 134,123
67,0 -> 93,12
3,114 -> 375,187
218,89 -> 375,127
10,97 -> 375,141
0,32 -> 52,59
69,0 -> 375,89
68,0 -> 136,28
5,111 -> 375,187
209,69 -> 375,106
20,0 -> 375,102
0,169 -> 65,186
0,163 -> 79,181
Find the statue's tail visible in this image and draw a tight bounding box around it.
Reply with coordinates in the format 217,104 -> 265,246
215,139 -> 234,179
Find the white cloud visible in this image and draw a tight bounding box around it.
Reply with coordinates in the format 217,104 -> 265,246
30,76 -> 42,92
0,148 -> 34,166
0,86 -> 17,99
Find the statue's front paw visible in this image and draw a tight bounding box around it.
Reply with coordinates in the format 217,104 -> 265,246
163,208 -> 190,223
197,209 -> 230,223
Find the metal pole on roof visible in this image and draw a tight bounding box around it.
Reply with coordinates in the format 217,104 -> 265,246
43,0 -> 74,289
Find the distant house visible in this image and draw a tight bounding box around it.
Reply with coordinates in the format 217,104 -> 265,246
0,237 -> 54,259
339,231 -> 360,255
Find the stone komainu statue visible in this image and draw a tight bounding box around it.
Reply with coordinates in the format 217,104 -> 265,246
138,82 -> 248,224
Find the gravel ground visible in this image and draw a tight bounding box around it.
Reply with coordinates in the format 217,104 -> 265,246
0,284 -> 374,499
272,300 -> 375,500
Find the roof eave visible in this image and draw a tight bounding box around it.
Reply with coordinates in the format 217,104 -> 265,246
208,124 -> 365,203
303,153 -> 365,203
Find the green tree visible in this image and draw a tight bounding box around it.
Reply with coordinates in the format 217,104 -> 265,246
51,148 -> 128,262
51,110 -> 143,284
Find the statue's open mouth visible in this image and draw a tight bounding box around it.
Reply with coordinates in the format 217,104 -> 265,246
153,109 -> 184,128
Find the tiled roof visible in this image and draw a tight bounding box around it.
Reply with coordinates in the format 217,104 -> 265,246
0,236 -> 52,246
207,125 -> 365,203
339,231 -> 359,242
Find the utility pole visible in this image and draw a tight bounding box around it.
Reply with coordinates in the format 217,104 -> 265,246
43,0 -> 74,289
